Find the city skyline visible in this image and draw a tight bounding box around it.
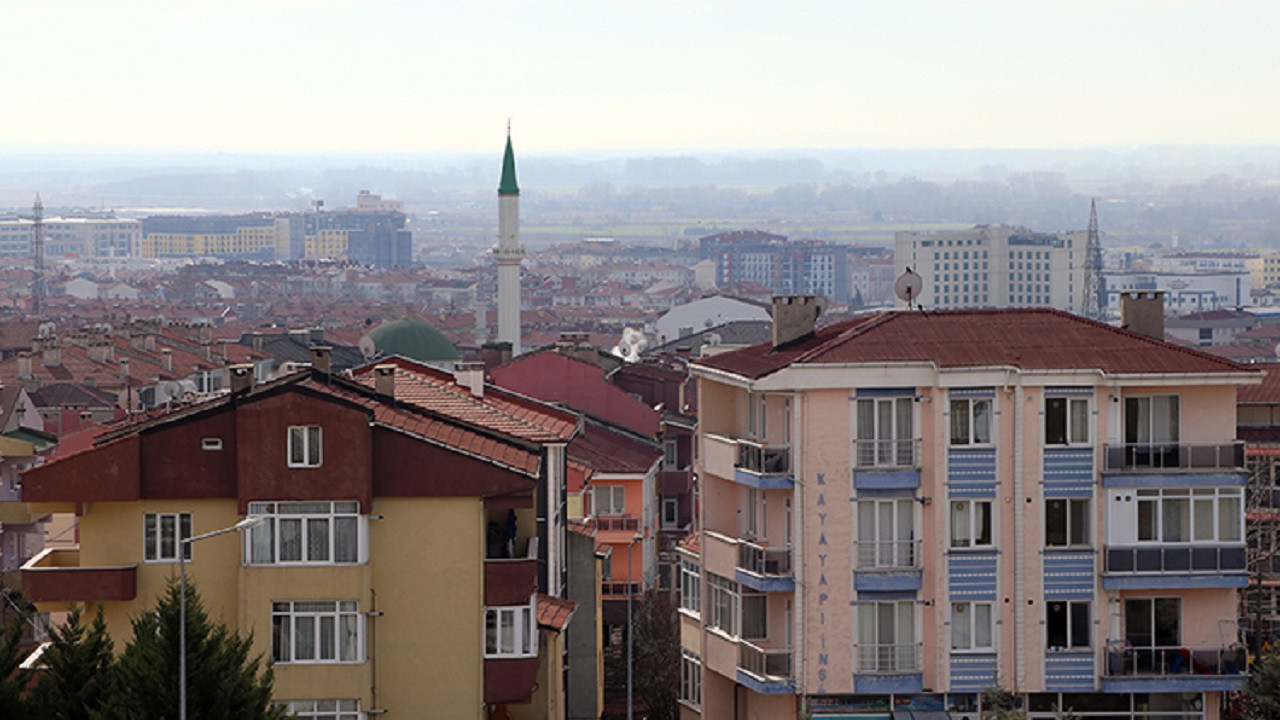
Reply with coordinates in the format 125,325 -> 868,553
2,1 -> 1277,154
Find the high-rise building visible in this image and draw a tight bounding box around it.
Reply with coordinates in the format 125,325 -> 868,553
678,294 -> 1255,720
495,131 -> 524,355
895,225 -> 1089,312
0,212 -> 140,259
699,230 -> 850,303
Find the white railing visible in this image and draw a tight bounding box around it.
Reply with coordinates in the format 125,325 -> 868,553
856,643 -> 921,674
854,438 -> 921,468
855,539 -> 922,571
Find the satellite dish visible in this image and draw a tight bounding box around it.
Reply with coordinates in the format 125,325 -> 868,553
358,335 -> 377,360
895,268 -> 924,309
37,322 -> 55,338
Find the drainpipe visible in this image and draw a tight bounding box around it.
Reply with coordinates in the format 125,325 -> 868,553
792,391 -> 804,695
1012,379 -> 1027,690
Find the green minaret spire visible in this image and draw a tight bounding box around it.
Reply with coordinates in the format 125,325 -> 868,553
498,127 -> 519,195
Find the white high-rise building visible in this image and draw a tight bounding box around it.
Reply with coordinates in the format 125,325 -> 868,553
495,132 -> 523,354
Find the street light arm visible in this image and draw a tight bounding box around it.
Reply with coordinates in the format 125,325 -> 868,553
181,516 -> 265,546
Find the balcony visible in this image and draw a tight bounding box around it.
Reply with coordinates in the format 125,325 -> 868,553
854,540 -> 923,592
1102,643 -> 1247,693
736,541 -> 794,592
735,440 -> 795,489
856,643 -> 922,675
737,641 -> 794,694
484,556 -> 537,607
601,581 -> 642,598
21,548 -> 137,604
587,515 -> 640,533
1102,544 -> 1248,589
1103,442 -> 1245,474
854,438 -> 921,469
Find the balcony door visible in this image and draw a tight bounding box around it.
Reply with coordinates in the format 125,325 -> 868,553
857,499 -> 915,569
1124,597 -> 1181,673
1124,395 -> 1179,467
856,397 -> 914,467
858,600 -> 915,672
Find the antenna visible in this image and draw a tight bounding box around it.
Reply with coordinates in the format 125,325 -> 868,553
894,268 -> 924,310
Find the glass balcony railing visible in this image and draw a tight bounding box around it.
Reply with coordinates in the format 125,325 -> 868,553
1103,442 -> 1245,472
739,641 -> 792,681
854,438 -> 921,469
1104,545 -> 1247,574
736,440 -> 792,475
737,541 -> 792,578
856,643 -> 921,675
1105,643 -> 1246,677
587,515 -> 640,532
855,539 -> 922,571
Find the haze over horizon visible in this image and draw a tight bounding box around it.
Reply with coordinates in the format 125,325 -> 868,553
2,1 -> 1277,155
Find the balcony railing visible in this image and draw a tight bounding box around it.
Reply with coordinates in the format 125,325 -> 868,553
737,541 -> 792,578
737,440 -> 792,476
1105,545 -> 1247,574
854,438 -> 921,469
739,641 -> 792,681
601,581 -> 642,597
1105,643 -> 1247,677
1103,442 -> 1245,472
855,539 -> 922,571
856,643 -> 921,674
589,515 -> 640,532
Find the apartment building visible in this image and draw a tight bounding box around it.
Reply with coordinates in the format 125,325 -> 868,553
679,294 -> 1256,720
0,214 -> 140,258
20,356 -> 584,718
699,231 -> 851,304
895,225 -> 1088,312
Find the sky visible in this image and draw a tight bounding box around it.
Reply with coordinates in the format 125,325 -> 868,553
2,0 -> 1277,155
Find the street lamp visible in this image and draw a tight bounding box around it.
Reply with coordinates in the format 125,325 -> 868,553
627,533 -> 642,720
179,516 -> 264,720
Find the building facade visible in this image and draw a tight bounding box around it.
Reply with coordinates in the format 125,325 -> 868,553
679,295 -> 1256,720
699,231 -> 851,304
0,214 -> 140,258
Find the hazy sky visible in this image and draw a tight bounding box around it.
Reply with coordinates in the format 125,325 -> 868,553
3,1 -> 1276,154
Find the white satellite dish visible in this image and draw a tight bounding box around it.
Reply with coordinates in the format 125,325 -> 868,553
358,335 -> 377,360
894,268 -> 924,309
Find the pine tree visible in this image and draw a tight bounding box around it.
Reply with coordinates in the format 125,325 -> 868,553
1241,651 -> 1280,720
94,579 -> 283,720
0,609 -> 32,720
29,605 -> 115,720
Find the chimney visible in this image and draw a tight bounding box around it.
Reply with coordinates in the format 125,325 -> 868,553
144,332 -> 156,352
17,352 -> 31,380
42,342 -> 61,367
250,332 -> 265,351
289,328 -> 312,346
453,361 -> 485,398
771,295 -> 827,348
310,327 -> 325,345
216,339 -> 230,361
229,363 -> 254,395
374,363 -> 396,398
481,342 -> 513,372
311,345 -> 332,375
161,348 -> 173,372
1120,290 -> 1166,341
119,357 -> 130,380
89,341 -> 106,363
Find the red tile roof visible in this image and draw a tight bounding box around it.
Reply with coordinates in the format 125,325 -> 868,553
569,419 -> 661,475
695,309 -> 1258,380
1238,363 -> 1280,404
536,593 -> 576,631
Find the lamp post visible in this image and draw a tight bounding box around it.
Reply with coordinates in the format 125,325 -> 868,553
179,516 -> 264,720
627,533 -> 641,720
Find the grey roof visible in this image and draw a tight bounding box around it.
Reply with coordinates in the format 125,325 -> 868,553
258,335 -> 365,370
646,320 -> 772,356
28,383 -> 119,409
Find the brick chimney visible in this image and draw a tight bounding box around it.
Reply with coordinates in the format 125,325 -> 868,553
481,342 -> 513,373
311,345 -> 332,375
229,363 -> 254,395
771,295 -> 827,348
453,361 -> 485,398
374,364 -> 396,398
1120,290 -> 1166,341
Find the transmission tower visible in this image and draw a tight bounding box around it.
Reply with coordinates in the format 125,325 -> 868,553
1083,198 -> 1103,319
32,194 -> 45,317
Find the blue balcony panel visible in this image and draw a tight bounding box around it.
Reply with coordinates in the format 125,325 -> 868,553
855,571 -> 922,593
733,467 -> 795,490
736,570 -> 795,593
854,674 -> 922,694
854,469 -> 921,491
736,669 -> 795,695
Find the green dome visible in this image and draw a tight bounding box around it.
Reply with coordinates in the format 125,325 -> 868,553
369,317 -> 460,363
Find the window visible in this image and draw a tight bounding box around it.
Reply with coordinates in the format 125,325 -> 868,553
144,512 -> 191,562
275,699 -> 362,720
1124,597 -> 1180,649
950,500 -> 993,548
663,439 -> 679,471
950,398 -> 992,445
742,593 -> 767,640
857,600 -> 916,672
485,599 -> 538,658
950,602 -> 994,651
1045,397 -> 1089,445
1046,600 -> 1090,650
1136,487 -> 1242,543
680,558 -> 700,615
856,396 -> 915,466
857,499 -> 915,568
589,485 -> 626,516
288,425 -> 322,467
271,601 -> 362,663
706,573 -> 739,637
662,497 -> 680,529
1045,498 -> 1089,547
247,502 -> 362,565
680,650 -> 702,708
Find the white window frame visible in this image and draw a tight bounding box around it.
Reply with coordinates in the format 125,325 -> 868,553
663,439 -> 679,471
950,500 -> 994,549
1045,497 -> 1090,547
1044,396 -> 1090,445
589,485 -> 626,516
950,397 -> 993,446
1134,487 -> 1243,544
275,699 -> 362,720
144,512 -> 191,562
706,573 -> 739,637
247,501 -> 364,566
679,557 -> 700,615
950,601 -> 994,652
271,601 -> 363,664
855,396 -> 915,466
680,650 -> 702,709
1046,600 -> 1091,651
484,597 -> 538,658
288,425 -> 322,467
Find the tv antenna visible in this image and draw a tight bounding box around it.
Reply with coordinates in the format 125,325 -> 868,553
894,268 -> 924,310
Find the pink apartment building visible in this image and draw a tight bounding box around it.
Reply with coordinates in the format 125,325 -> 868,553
680,295 -> 1257,720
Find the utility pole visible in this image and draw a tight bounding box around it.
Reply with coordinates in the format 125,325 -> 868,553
32,194 -> 45,317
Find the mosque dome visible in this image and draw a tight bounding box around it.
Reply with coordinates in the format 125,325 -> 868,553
368,316 -> 460,363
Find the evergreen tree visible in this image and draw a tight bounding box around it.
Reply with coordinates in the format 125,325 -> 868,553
0,608 -> 32,720
1241,651 -> 1280,720
981,678 -> 1026,720
94,580 -> 283,720
631,588 -> 680,720
29,605 -> 114,720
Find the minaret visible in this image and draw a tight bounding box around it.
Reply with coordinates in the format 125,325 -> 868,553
495,128 -> 523,355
